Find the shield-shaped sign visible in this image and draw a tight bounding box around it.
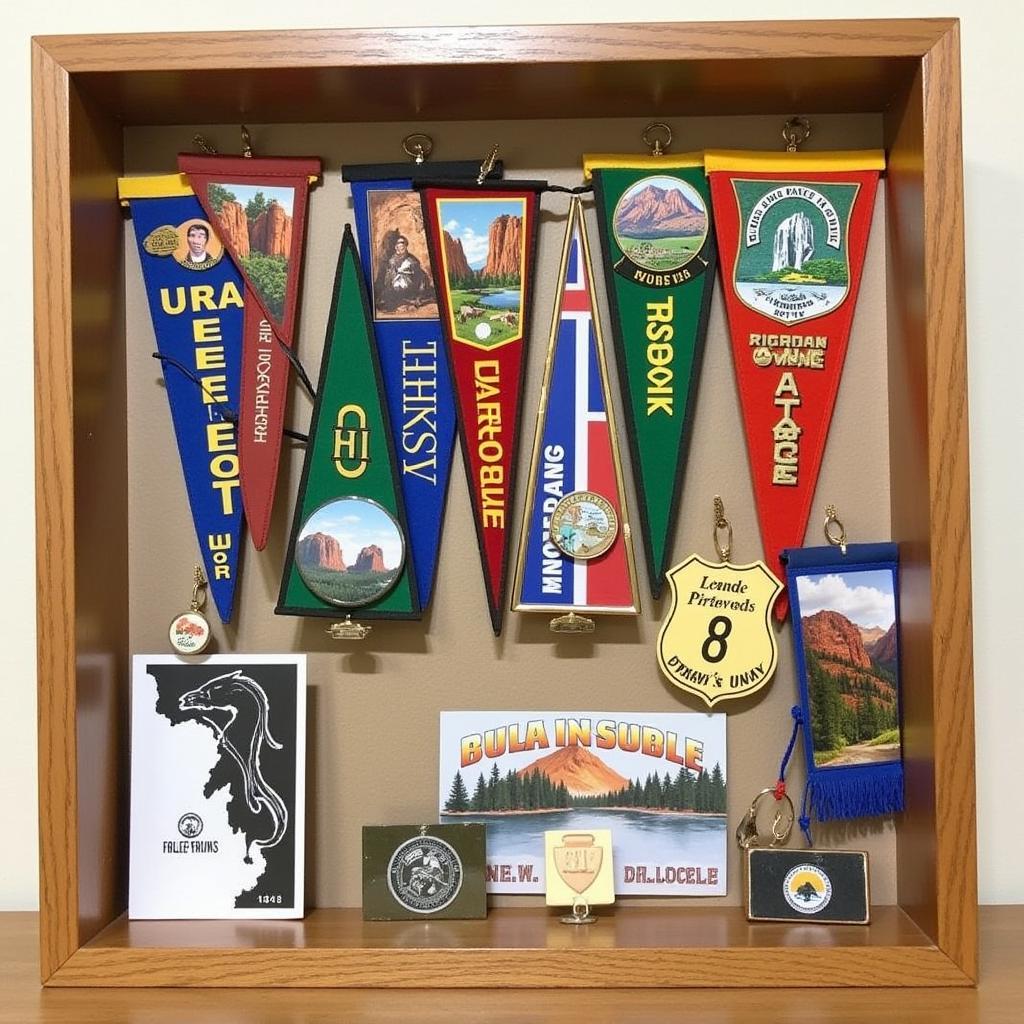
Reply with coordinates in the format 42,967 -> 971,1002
553,834 -> 604,895
657,554 -> 782,707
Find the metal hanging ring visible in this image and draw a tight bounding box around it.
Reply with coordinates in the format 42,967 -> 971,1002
642,122 -> 672,156
240,125 -> 254,159
714,522 -> 733,563
402,133 -> 434,164
782,116 -> 811,152
736,788 -> 795,849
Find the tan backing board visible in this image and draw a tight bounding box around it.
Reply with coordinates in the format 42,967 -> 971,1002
123,112 -> 892,909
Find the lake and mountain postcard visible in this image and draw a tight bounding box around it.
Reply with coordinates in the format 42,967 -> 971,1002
438,711 -> 727,895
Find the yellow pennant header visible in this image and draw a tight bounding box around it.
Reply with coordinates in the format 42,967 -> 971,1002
582,151 -> 705,180
703,149 -> 886,174
117,173 -> 195,206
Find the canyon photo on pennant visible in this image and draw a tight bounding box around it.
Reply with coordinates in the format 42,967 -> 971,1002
295,497 -> 404,608
436,198 -> 526,347
795,569 -> 901,768
439,711 -> 727,895
207,181 -> 295,322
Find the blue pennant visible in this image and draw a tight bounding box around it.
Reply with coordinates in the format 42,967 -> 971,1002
784,542 -> 904,824
125,191 -> 245,622
348,179 -> 457,611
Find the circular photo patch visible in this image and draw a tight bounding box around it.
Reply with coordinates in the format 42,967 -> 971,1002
295,496 -> 405,608
550,491 -> 619,560
173,219 -> 224,271
783,864 -> 833,915
612,175 -> 708,274
168,610 -> 211,655
387,835 -> 464,914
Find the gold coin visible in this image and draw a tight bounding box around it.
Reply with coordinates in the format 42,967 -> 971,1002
549,491 -> 619,560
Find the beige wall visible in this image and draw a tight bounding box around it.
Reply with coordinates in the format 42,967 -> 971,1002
2,1 -> 1019,909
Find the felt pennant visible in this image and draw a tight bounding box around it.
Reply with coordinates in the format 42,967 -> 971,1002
784,542 -> 904,822
343,159 -> 497,611
178,153 -> 321,552
420,183 -> 543,634
512,197 -> 639,618
276,226 -> 420,620
582,154 -> 718,600
706,150 -> 884,618
118,175 -> 245,622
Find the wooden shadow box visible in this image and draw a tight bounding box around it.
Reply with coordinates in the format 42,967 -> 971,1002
32,19 -> 975,988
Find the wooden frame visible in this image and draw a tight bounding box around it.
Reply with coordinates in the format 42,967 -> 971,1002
32,19 -> 975,988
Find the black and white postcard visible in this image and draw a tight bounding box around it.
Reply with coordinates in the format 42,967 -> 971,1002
129,654 -> 306,919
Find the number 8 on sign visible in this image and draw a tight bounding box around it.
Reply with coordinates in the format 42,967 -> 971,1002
657,497 -> 782,708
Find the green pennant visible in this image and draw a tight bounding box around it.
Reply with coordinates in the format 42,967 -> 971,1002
585,157 -> 717,599
277,225 -> 420,619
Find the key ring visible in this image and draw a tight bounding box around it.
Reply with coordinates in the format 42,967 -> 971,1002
736,788 -> 795,849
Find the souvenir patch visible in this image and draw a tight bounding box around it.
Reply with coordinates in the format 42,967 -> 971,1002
179,153 -> 321,552
421,184 -> 542,634
545,828 -> 615,921
276,227 -> 419,619
784,539 -> 903,822
583,153 -> 717,598
344,159 -> 494,610
512,197 -> 639,619
118,177 -> 245,622
706,149 -> 884,617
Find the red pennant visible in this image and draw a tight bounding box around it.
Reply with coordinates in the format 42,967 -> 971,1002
179,155 -> 321,550
421,187 -> 540,634
707,158 -> 881,618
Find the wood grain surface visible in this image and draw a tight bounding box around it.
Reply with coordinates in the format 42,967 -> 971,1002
2,908 -> 1022,1021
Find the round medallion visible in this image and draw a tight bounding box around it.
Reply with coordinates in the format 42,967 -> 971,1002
550,491 -> 619,560
168,610 -> 211,655
177,812 -> 204,839
387,835 -> 464,914
783,863 -> 833,915
295,496 -> 405,608
611,175 -> 709,274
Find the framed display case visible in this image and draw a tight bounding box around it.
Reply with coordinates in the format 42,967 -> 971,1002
32,18 -> 975,988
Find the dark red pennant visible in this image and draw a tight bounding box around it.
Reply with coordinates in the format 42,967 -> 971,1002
179,155 -> 321,551
421,186 -> 540,635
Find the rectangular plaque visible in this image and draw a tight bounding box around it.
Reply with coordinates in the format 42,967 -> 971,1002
362,824 -> 487,921
746,848 -> 870,924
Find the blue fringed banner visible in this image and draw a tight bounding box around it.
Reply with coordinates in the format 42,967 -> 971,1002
784,542 -> 904,822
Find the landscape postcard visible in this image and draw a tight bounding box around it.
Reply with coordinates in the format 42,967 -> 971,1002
439,710 -> 727,895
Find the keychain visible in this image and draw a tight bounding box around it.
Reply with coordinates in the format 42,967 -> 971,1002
168,566 -> 211,655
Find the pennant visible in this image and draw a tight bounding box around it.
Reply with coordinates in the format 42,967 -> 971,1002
784,542 -> 904,822
276,226 -> 419,620
420,184 -> 542,634
179,154 -> 321,552
706,150 -> 884,618
343,159 -> 496,611
512,197 -> 639,617
118,175 -> 244,622
583,155 -> 718,600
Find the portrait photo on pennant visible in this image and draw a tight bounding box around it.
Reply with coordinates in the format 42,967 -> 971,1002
368,189 -> 438,320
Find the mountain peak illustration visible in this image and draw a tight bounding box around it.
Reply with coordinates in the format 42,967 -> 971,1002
517,745 -> 628,796
442,230 -> 473,278
614,184 -> 705,239
802,609 -> 872,668
483,214 -> 522,277
350,544 -> 386,573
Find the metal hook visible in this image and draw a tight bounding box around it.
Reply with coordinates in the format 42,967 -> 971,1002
240,125 -> 254,158
189,566 -> 208,613
402,133 -> 434,165
193,134 -> 218,155
642,122 -> 672,156
782,116 -> 811,153
713,495 -> 733,563
823,503 -> 848,555
477,144 -> 500,185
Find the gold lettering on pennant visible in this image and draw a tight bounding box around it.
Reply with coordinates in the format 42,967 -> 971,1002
333,404 -> 370,478
772,372 -> 801,485
645,297 -> 674,415
474,360 -> 505,528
